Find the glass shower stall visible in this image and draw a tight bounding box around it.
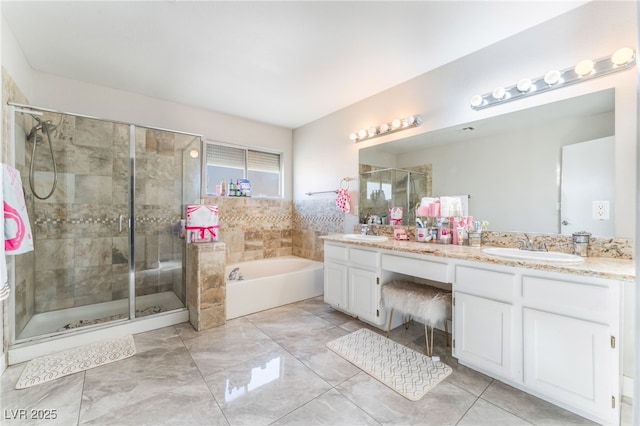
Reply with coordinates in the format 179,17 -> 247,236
8,104 -> 202,345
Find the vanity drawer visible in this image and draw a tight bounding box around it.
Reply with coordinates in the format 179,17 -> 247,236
454,265 -> 515,302
381,254 -> 448,283
349,248 -> 379,269
324,243 -> 348,262
522,275 -> 612,323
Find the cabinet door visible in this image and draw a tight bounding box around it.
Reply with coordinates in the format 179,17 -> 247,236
523,308 -> 616,423
349,267 -> 382,325
454,292 -> 512,378
324,262 -> 348,310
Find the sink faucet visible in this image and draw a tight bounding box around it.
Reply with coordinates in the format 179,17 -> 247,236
519,239 -> 547,252
228,267 -> 240,280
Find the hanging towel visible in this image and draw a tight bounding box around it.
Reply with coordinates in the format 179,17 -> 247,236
336,189 -> 351,213
3,164 -> 33,255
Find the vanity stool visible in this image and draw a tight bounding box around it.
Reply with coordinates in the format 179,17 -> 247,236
381,279 -> 452,357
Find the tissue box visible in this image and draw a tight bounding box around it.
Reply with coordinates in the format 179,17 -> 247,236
393,229 -> 408,240
389,207 -> 403,225
185,205 -> 219,242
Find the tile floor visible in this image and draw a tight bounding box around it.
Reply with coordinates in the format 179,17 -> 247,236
1,296 -> 632,425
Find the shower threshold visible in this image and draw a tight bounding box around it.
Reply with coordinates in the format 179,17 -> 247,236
17,291 -> 184,340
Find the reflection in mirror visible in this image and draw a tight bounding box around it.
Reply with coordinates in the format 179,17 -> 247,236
358,165 -> 431,226
359,89 -> 616,236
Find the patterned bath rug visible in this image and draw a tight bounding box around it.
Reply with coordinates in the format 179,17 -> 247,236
326,328 -> 452,401
15,335 -> 136,389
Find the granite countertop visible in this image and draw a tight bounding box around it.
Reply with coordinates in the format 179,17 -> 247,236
320,234 -> 635,282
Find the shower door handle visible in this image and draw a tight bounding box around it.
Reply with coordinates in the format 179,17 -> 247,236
119,214 -> 124,233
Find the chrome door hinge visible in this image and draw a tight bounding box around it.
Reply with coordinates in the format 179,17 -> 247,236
376,309 -> 380,317
612,396 -> 616,408
611,336 -> 616,349
452,339 -> 455,349
376,277 -> 380,285
452,297 -> 455,306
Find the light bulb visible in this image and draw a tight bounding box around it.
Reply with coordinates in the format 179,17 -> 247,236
189,149 -> 199,158
544,70 -> 562,85
611,47 -> 635,66
516,78 -> 532,92
368,127 -> 377,137
358,129 -> 367,138
349,133 -> 358,141
574,59 -> 594,76
492,87 -> 506,99
379,123 -> 389,133
469,95 -> 483,108
405,115 -> 415,126
391,119 -> 401,129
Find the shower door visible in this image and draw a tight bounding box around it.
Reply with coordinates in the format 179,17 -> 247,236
131,126 -> 196,317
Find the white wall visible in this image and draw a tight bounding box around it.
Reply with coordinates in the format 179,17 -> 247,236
293,0 -> 637,389
1,14 -> 34,101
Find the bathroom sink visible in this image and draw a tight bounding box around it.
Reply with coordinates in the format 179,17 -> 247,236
343,234 -> 388,242
482,247 -> 584,263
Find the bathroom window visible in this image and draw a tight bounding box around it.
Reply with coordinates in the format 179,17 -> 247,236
205,142 -> 282,198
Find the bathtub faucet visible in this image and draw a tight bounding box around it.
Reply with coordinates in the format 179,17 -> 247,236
228,267 -> 240,280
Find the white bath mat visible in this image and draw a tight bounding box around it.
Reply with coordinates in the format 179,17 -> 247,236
327,328 -> 452,401
15,335 -> 136,389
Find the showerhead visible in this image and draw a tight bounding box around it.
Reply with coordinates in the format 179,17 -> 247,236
27,119 -> 57,143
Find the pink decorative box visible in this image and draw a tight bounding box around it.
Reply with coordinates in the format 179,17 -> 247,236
185,205 -> 219,242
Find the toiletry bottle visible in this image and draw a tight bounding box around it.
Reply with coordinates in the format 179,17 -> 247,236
229,179 -> 235,196
220,179 -> 227,196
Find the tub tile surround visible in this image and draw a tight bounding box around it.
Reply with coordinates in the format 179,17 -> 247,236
186,242 -> 226,331
203,196 -> 343,263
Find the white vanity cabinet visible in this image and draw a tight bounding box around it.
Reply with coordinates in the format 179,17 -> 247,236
521,273 -> 621,425
323,242 -> 387,326
452,259 -> 621,425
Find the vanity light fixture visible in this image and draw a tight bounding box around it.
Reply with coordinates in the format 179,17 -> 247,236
470,47 -> 636,110
349,115 -> 423,142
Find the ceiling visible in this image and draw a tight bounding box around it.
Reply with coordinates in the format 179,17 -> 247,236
2,1 -> 587,129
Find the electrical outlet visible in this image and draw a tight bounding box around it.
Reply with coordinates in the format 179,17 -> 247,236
592,201 -> 610,220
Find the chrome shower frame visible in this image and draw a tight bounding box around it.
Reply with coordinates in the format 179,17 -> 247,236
6,103 -> 203,364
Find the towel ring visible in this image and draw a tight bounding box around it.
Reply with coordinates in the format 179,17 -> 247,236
340,178 -> 350,190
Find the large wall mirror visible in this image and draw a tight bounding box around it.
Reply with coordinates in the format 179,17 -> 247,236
359,88 -> 616,237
